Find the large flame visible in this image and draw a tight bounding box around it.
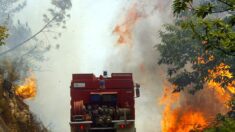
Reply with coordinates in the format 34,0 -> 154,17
15,73 -> 37,99
160,63 -> 234,132
160,83 -> 209,132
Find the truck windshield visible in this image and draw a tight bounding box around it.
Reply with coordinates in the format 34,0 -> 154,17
90,94 -> 117,105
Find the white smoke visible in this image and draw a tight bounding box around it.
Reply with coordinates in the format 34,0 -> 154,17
105,1 -> 172,131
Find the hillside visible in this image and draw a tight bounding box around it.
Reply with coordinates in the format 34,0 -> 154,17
0,73 -> 48,132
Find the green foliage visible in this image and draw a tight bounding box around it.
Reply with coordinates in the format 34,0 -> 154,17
173,0 -> 193,14
183,18 -> 235,52
195,3 -> 213,18
0,26 -> 8,46
158,21 -> 235,93
158,0 -> 235,92
204,117 -> 235,132
173,0 -> 235,55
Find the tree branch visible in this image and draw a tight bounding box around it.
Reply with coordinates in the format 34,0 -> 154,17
211,7 -> 233,14
217,0 -> 233,7
0,14 -> 58,56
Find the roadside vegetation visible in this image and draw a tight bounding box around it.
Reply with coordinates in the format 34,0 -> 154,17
158,0 -> 235,131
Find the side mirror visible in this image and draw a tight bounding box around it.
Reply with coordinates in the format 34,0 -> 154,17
135,83 -> 140,98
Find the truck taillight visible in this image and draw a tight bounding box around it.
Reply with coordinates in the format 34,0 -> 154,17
119,124 -> 125,129
119,123 -> 132,129
79,124 -> 84,130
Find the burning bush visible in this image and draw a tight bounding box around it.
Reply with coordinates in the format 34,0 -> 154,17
159,62 -> 235,132
0,60 -> 48,132
15,73 -> 37,99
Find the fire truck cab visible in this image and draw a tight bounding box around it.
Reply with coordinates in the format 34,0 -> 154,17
70,72 -> 139,132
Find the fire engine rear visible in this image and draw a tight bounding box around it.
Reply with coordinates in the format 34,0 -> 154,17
70,72 -> 140,132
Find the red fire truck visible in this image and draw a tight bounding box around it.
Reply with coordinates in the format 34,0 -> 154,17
70,72 -> 140,132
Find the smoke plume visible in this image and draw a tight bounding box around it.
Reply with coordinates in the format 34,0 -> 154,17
108,1 -> 172,131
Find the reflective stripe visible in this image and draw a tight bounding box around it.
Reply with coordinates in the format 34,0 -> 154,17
90,92 -> 117,94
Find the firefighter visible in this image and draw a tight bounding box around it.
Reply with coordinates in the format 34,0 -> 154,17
99,75 -> 105,89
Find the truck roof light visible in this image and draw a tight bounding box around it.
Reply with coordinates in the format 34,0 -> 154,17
103,71 -> 108,77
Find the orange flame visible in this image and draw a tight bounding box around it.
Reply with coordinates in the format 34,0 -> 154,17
160,63 -> 234,132
160,82 -> 208,132
113,4 -> 142,45
208,63 -> 233,79
197,55 -> 214,64
15,73 -> 37,99
228,81 -> 235,94
139,63 -> 145,73
161,109 -> 208,132
207,63 -> 235,99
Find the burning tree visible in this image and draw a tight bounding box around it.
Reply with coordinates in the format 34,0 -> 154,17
158,0 -> 235,131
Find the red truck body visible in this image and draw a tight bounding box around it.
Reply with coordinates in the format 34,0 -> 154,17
70,73 -> 136,132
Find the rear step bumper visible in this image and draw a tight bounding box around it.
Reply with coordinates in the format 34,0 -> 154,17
90,127 -> 115,130
70,120 -> 135,124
